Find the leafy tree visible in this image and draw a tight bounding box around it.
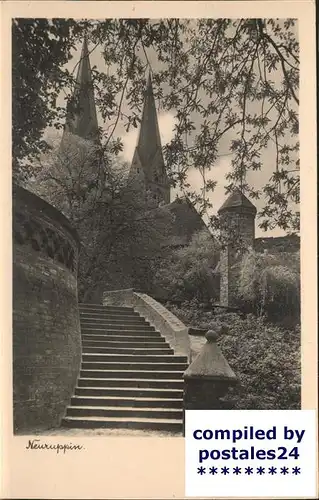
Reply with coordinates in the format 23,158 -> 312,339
237,247 -> 300,322
154,229 -> 220,302
13,18 -> 299,232
12,18 -> 86,180
28,135 -> 173,301
29,132 -> 111,222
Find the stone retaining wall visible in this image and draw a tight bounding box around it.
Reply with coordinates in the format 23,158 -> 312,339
13,185 -> 81,433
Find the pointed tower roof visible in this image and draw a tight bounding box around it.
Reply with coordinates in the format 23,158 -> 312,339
218,187 -> 257,215
129,72 -> 170,205
135,72 -> 163,172
64,36 -> 99,141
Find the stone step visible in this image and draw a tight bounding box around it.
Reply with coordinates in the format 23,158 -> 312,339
81,361 -> 188,371
80,316 -> 148,324
78,377 -> 184,389
81,320 -> 155,331
71,395 -> 183,408
80,369 -> 184,379
74,386 -> 184,399
81,334 -> 165,343
80,311 -> 140,319
81,325 -> 156,332
79,304 -> 134,312
79,308 -> 135,316
65,302 -> 187,433
66,405 -> 183,420
82,353 -> 187,363
81,315 -> 142,322
82,347 -> 173,355
81,330 -> 162,338
79,310 -> 137,317
61,416 -> 183,432
82,340 -> 168,349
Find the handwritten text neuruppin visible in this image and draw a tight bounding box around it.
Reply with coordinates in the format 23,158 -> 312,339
26,439 -> 84,454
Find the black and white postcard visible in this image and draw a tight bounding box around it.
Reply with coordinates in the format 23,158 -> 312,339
1,1 -> 317,498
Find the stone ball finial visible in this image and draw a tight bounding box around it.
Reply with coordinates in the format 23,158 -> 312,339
205,329 -> 219,342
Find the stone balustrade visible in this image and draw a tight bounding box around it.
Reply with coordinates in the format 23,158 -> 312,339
103,288 -> 191,362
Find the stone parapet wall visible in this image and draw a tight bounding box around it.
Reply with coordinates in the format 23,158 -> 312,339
103,289 -> 190,361
254,235 -> 300,254
13,185 -> 81,433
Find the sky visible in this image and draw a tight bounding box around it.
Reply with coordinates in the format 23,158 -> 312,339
49,22 -> 299,238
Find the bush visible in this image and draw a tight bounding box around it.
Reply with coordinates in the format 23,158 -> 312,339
167,302 -> 301,410
237,248 -> 300,324
154,230 -> 220,302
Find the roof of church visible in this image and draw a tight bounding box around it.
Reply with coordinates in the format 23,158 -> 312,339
218,187 -> 257,214
157,196 -> 212,247
63,36 -> 99,142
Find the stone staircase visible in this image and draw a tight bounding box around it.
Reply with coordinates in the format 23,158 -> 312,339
61,303 -> 188,432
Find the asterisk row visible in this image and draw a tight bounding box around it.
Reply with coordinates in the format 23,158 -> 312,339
197,466 -> 301,476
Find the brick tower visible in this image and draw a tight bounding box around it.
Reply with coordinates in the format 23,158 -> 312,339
129,73 -> 170,206
218,188 -> 257,306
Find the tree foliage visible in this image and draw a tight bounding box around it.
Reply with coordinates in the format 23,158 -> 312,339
13,18 -> 299,232
237,247 -> 300,322
218,314 -> 300,410
28,135 -> 173,301
12,18 -> 84,180
154,230 -> 220,302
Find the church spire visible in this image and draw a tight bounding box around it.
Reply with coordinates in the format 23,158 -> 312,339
63,35 -> 99,142
129,72 -> 170,205
136,72 -> 163,167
